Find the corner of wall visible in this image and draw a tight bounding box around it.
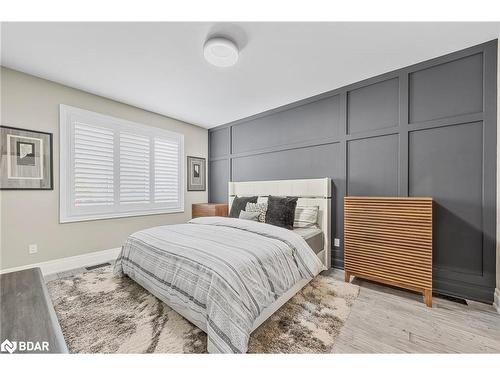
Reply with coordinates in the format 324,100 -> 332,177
497,36 -> 500,303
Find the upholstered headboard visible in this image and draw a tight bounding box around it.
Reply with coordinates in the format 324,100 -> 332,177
228,178 -> 332,267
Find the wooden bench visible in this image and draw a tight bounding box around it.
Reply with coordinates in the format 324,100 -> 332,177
0,267 -> 68,353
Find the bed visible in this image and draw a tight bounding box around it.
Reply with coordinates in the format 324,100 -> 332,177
114,178 -> 331,353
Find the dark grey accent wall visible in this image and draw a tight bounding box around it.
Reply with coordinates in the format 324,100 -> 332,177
208,40 -> 498,303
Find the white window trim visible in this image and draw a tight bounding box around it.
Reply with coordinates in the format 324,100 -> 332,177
59,104 -> 184,223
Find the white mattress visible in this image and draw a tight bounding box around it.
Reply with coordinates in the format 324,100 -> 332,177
293,226 -> 324,254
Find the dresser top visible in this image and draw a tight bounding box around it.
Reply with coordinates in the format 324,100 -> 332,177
192,203 -> 228,206
345,196 -> 432,201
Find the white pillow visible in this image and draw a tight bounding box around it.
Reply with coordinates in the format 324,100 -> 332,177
245,202 -> 268,222
239,210 -> 260,221
294,206 -> 319,228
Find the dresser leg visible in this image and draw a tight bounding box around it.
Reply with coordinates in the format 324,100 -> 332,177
424,289 -> 432,308
345,271 -> 351,283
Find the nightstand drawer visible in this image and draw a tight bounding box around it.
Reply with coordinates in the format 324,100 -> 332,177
192,203 -> 228,218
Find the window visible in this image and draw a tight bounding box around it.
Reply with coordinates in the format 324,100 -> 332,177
60,105 -> 184,223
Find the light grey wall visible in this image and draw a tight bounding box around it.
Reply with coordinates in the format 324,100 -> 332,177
209,40 -> 498,303
0,67 -> 208,270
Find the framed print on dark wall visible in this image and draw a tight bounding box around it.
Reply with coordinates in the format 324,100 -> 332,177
187,156 -> 206,191
0,126 -> 53,190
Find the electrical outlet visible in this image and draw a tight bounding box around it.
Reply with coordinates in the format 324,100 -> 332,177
334,238 -> 340,247
28,244 -> 38,254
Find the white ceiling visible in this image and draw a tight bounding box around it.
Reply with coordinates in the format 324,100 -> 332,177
2,22 -> 499,128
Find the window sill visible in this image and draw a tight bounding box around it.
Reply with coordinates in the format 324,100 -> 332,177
59,207 -> 185,223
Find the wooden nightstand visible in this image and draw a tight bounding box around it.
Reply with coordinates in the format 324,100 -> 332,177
192,203 -> 229,218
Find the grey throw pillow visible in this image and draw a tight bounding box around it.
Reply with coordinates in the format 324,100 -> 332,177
239,210 -> 260,221
229,196 -> 258,218
265,196 -> 298,230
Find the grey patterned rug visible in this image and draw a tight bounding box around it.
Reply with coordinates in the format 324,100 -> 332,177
47,265 -> 359,353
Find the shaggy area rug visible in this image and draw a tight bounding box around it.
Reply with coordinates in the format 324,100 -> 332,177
47,265 -> 359,353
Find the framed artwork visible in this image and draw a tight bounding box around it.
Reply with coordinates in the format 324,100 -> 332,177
187,156 -> 206,191
0,126 -> 53,190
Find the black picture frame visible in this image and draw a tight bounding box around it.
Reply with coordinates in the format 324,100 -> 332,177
187,156 -> 206,191
0,125 -> 54,190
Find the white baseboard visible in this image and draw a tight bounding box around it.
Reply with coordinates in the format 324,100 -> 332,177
494,288 -> 500,314
0,247 -> 121,276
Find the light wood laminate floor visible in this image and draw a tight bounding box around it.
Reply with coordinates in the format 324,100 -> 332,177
45,265 -> 500,353
325,268 -> 500,353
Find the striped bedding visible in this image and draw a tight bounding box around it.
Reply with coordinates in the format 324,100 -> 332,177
114,216 -> 324,353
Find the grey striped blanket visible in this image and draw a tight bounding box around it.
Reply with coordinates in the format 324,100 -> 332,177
114,216 -> 324,353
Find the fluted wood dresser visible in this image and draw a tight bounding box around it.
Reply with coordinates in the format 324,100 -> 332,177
344,197 -> 433,307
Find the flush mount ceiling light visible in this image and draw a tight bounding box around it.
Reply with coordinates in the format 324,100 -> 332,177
203,37 -> 239,67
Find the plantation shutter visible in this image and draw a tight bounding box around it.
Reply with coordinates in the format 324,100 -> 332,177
119,132 -> 150,204
154,137 -> 180,203
60,105 -> 184,223
73,123 -> 114,207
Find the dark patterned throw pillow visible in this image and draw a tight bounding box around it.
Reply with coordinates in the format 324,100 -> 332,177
229,196 -> 258,218
265,196 -> 298,230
